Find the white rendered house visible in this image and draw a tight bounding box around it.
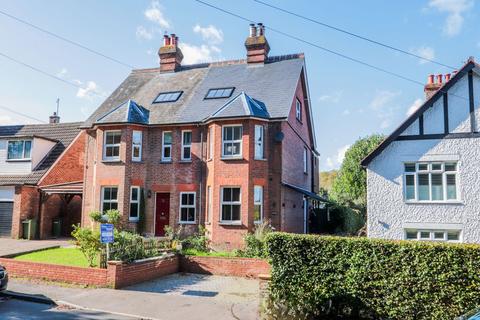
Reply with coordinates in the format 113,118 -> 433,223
362,57 -> 480,243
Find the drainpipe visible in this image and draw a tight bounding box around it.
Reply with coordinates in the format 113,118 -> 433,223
199,125 -> 204,226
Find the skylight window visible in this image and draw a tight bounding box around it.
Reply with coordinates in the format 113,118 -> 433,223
205,87 -> 235,99
153,91 -> 183,103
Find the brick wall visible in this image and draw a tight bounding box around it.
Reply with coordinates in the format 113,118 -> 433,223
108,255 -> 179,289
0,258 -> 108,286
180,255 -> 270,278
11,186 -> 40,239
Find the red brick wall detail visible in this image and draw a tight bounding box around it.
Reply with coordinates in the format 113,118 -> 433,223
180,256 -> 270,278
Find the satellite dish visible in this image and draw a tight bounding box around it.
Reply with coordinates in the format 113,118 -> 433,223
274,132 -> 284,142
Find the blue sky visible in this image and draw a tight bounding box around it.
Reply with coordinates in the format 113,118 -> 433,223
0,0 -> 478,171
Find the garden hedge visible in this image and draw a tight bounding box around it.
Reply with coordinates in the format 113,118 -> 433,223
265,233 -> 480,320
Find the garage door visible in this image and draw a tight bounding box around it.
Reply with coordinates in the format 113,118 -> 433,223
0,202 -> 13,237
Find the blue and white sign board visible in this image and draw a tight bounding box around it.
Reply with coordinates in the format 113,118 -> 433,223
100,224 -> 114,244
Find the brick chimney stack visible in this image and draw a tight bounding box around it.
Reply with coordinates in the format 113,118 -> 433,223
158,33 -> 184,72
49,112 -> 60,124
245,23 -> 270,64
424,74 -> 450,100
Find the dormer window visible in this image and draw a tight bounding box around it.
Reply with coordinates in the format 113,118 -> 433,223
205,87 -> 234,99
153,91 -> 183,103
7,140 -> 32,160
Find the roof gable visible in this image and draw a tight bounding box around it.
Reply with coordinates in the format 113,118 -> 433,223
96,99 -> 149,125
362,59 -> 478,167
208,92 -> 270,120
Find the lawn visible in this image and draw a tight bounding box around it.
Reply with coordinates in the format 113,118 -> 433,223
14,247 -> 97,268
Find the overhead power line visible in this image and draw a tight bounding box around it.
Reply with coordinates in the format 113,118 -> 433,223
253,0 -> 456,70
0,104 -> 47,123
0,51 -> 108,99
192,0 -> 469,101
0,9 -> 134,69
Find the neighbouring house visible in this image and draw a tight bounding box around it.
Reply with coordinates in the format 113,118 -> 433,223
0,114 -> 85,239
362,57 -> 480,243
80,23 -> 320,249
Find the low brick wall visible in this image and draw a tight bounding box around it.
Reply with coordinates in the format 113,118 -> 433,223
108,254 -> 179,289
0,258 -> 108,286
180,255 -> 270,278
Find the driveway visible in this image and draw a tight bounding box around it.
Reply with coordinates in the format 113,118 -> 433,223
7,273 -> 260,320
0,238 -> 72,257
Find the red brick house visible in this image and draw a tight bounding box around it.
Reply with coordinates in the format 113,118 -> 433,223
0,116 -> 85,239
81,24 -> 320,249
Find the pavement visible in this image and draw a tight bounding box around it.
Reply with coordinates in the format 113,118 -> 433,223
0,297 -> 137,319
0,238 -> 72,257
6,273 -> 260,320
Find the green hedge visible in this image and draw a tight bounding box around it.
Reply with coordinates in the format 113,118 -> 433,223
265,233 -> 480,320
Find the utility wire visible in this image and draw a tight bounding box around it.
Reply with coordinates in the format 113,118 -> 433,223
192,0 -> 469,101
0,9 -> 134,69
253,0 -> 457,70
0,51 -> 108,99
0,104 -> 47,123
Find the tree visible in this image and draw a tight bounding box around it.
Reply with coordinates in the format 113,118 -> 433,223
330,134 -> 384,215
319,170 -> 338,195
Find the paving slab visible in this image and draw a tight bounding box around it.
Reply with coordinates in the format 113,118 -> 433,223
7,273 -> 260,320
0,238 -> 72,257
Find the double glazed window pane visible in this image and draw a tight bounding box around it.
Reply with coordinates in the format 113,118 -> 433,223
181,193 -> 195,206
221,204 -> 240,221
431,174 -> 443,201
446,174 -> 457,200
8,140 -> 31,159
405,175 -> 415,200
106,132 -> 121,145
418,174 -> 430,201
102,187 -> 118,212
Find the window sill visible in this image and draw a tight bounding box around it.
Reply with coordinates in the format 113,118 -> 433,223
179,221 -> 197,225
179,159 -> 192,163
129,218 -> 139,222
254,158 -> 267,161
102,159 -> 122,163
219,221 -> 242,226
6,159 -> 31,162
221,156 -> 243,161
405,200 -> 463,205
160,160 -> 172,164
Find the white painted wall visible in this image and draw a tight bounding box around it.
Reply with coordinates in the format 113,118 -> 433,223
0,137 -> 55,175
423,98 -> 444,134
0,186 -> 14,201
367,71 -> 480,243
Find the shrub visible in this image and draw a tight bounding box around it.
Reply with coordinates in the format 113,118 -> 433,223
239,220 -> 273,258
265,233 -> 480,320
182,226 -> 209,252
71,225 -> 101,267
109,231 -> 146,263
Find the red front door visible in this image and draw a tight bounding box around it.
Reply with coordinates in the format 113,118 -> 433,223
155,193 -> 170,236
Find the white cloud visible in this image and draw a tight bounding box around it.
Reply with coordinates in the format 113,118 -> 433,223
76,81 -> 101,100
56,68 -> 68,78
179,43 -> 219,64
428,0 -> 473,36
319,91 -> 343,104
193,24 -> 224,44
411,46 -> 436,64
136,26 -> 153,40
406,98 -> 423,116
369,90 -> 401,110
325,157 -> 334,169
144,1 -> 170,29
337,145 -> 351,165
342,109 -> 351,116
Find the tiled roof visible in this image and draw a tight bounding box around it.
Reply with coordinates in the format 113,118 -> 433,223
82,54 -> 304,127
0,122 -> 82,186
96,100 -> 150,125
208,92 -> 269,120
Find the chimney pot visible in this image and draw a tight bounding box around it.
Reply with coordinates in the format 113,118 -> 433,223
445,73 -> 451,81
249,23 -> 257,37
427,74 -> 435,84
245,22 -> 270,64
49,112 -> 60,124
170,34 -> 176,46
158,33 -> 183,72
436,74 -> 443,84
257,22 -> 265,36
163,34 -> 170,46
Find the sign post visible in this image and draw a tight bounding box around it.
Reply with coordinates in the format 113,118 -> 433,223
100,223 -> 114,262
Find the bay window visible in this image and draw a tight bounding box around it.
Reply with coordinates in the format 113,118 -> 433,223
221,187 -> 241,223
129,186 -> 140,221
132,131 -> 142,162
222,125 -> 242,158
254,125 -> 264,160
103,131 -> 121,161
254,185 -> 263,223
404,162 -> 458,202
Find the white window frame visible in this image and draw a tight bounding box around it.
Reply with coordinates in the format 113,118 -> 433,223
254,185 -> 263,224
221,125 -> 243,159
181,130 -> 192,161
208,126 -> 214,160
206,186 -> 212,223
254,125 -> 265,160
404,229 -> 461,243
220,186 -> 241,224
7,140 -> 32,161
129,186 -> 140,221
295,98 -> 302,122
162,131 -> 172,162
179,192 -> 196,224
303,147 -> 308,174
103,131 -> 121,161
403,161 -> 459,203
132,131 -> 142,162
101,186 -> 118,213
